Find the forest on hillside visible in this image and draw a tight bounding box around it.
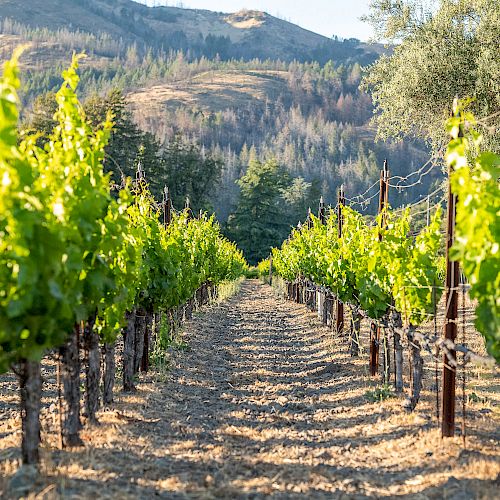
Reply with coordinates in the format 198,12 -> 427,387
5,15 -> 436,261
0,2 -> 379,64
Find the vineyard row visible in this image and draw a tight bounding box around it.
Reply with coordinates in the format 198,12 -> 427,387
265,101 -> 499,436
0,53 -> 248,465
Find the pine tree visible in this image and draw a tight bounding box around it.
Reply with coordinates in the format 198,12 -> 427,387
160,135 -> 222,213
227,159 -> 291,264
84,89 -> 163,194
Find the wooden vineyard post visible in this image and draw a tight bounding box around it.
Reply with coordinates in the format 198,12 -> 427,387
369,322 -> 379,375
441,129 -> 460,437
141,327 -> 149,373
185,196 -> 193,219
318,290 -> 324,322
336,185 -> 345,335
318,196 -> 326,224
269,254 -> 273,286
426,194 -> 431,227
317,198 -> 326,321
60,323 -> 84,446
141,185 -> 171,375
19,359 -> 42,464
163,185 -> 172,228
313,207 -> 319,318
370,160 -> 389,376
142,186 -> 171,372
84,313 -> 99,423
136,159 -> 144,184
122,158 -> 148,392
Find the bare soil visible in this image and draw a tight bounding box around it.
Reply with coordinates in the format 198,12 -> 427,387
1,280 -> 499,498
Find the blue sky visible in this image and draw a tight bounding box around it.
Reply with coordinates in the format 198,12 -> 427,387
137,1 -> 374,41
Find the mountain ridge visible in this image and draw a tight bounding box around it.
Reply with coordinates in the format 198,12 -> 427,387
0,0 -> 433,225
0,0 -> 381,64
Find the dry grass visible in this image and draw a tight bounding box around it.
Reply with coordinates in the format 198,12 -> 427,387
0,34 -> 115,72
0,281 -> 498,498
127,69 -> 288,113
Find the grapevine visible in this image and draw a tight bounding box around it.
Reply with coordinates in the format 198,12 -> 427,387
447,102 -> 500,361
0,53 -> 247,463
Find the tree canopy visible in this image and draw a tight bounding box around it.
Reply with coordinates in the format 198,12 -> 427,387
158,135 -> 223,214
227,159 -> 290,264
363,0 -> 500,152
227,159 -> 319,264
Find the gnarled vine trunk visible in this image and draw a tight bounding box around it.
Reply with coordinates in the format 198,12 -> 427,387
149,312 -> 161,353
168,309 -> 176,341
185,300 -> 193,320
103,342 -> 115,405
19,359 -> 42,464
84,313 -> 99,424
323,294 -> 330,326
310,284 -> 316,311
60,324 -> 83,447
140,309 -> 154,372
405,326 -> 423,411
369,322 -> 380,376
134,307 -> 147,374
305,282 -> 313,311
381,325 -> 390,385
350,307 -> 361,357
196,286 -> 203,308
123,308 -> 136,392
391,311 -> 404,393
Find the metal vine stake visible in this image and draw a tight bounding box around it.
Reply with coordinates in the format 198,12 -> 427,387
441,113 -> 461,439
462,281 -> 467,448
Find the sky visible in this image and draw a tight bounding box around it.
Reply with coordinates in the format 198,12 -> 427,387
138,1 -> 375,41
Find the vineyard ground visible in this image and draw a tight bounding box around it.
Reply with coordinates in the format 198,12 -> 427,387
0,280 -> 499,498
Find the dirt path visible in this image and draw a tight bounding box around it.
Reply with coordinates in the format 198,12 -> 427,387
1,280 -> 499,498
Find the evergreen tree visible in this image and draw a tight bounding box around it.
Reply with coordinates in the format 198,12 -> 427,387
84,89 -> 165,195
160,135 -> 223,214
282,177 -> 321,224
23,92 -> 57,144
227,159 -> 291,264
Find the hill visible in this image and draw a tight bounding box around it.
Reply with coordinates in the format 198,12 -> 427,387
0,0 -> 435,225
128,69 -> 287,113
126,66 -> 432,221
0,0 -> 380,64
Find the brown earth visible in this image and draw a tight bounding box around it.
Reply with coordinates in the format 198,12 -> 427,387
1,280 -> 499,498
